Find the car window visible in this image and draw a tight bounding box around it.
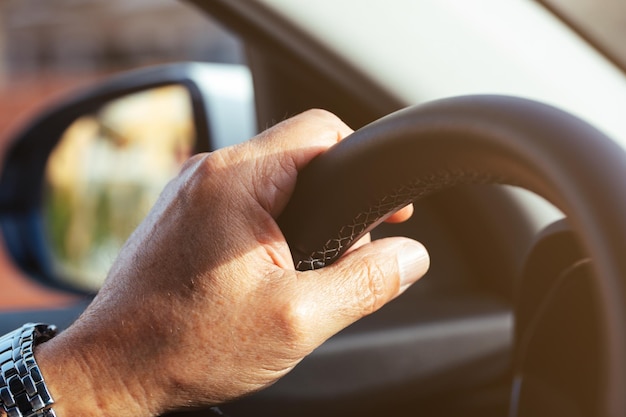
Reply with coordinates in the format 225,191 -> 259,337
541,0 -> 626,70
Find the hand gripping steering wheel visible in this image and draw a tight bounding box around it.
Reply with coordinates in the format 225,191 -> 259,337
277,95 -> 626,416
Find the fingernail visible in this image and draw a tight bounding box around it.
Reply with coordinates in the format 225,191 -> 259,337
398,242 -> 429,291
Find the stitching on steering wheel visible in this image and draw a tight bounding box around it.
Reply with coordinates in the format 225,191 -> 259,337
296,169 -> 502,271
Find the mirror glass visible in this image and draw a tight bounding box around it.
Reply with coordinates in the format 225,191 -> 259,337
43,85 -> 196,291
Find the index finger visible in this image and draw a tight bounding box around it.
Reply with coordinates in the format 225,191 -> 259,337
231,109 -> 354,218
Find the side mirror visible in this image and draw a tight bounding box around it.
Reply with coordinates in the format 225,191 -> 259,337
0,62 -> 256,292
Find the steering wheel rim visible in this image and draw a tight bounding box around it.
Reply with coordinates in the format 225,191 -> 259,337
277,95 -> 626,416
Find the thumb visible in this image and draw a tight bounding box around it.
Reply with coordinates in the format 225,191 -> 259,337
300,237 -> 429,343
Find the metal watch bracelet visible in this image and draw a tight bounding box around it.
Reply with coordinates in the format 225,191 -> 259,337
0,323 -> 58,417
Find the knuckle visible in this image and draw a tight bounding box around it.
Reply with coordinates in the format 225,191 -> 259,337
360,260 -> 389,315
269,292 -> 314,351
180,152 -> 228,192
273,298 -> 305,336
179,152 -> 207,173
167,151 -> 232,212
303,108 -> 338,121
301,108 -> 345,130
193,152 -> 227,179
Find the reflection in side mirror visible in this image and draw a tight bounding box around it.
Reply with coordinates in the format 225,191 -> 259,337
43,85 -> 195,291
0,63 -> 255,294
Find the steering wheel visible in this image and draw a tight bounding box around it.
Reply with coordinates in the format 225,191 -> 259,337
277,95 -> 626,417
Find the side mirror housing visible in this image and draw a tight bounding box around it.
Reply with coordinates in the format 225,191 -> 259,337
0,62 -> 255,292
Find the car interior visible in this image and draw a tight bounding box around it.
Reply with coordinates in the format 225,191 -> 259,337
1,1 -> 626,416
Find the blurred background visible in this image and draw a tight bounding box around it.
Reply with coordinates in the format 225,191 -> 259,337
0,0 -> 243,144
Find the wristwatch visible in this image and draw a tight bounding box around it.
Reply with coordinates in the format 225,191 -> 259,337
0,323 -> 58,417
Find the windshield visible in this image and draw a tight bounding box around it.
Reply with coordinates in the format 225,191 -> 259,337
542,0 -> 626,70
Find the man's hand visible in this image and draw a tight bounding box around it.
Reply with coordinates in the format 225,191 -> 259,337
35,109 -> 429,417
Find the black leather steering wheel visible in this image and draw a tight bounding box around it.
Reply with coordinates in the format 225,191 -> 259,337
277,95 -> 626,417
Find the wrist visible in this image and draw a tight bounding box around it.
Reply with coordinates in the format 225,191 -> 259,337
34,323 -> 159,417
